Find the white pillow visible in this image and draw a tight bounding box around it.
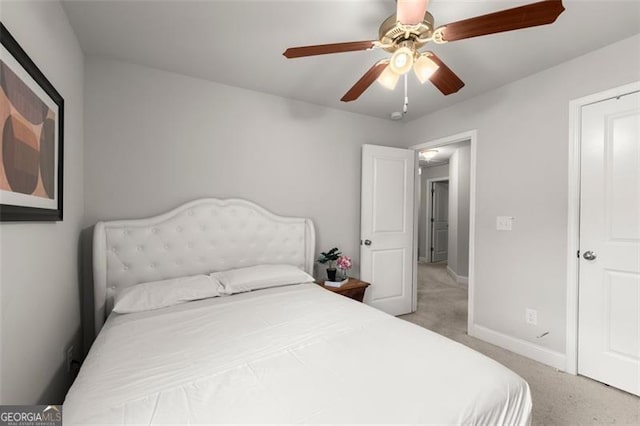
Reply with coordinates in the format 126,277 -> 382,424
113,275 -> 223,314
212,264 -> 314,294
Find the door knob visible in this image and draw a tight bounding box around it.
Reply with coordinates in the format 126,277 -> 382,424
364,239 -> 372,246
583,251 -> 597,261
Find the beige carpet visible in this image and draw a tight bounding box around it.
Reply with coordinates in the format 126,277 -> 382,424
399,263 -> 640,425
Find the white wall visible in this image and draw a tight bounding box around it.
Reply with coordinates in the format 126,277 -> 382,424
0,1 -> 84,404
418,164 -> 448,259
402,35 -> 640,363
83,57 -> 404,278
447,151 -> 458,275
447,145 -> 470,279
456,147 -> 470,278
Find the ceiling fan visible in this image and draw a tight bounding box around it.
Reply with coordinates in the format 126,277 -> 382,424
283,0 -> 565,102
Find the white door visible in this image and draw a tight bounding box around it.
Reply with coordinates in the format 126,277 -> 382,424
361,144 -> 415,316
431,181 -> 449,262
578,91 -> 640,396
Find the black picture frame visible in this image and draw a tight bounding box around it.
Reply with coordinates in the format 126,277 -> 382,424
0,22 -> 64,222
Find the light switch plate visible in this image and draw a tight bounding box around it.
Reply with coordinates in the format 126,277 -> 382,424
496,216 -> 514,231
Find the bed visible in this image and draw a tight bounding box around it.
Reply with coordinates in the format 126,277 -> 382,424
64,198 -> 532,425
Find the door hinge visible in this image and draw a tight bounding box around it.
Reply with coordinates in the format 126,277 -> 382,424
430,247 -> 434,251
430,218 -> 435,223
577,250 -> 580,258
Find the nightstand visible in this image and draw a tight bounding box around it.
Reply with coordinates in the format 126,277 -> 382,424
316,277 -> 370,302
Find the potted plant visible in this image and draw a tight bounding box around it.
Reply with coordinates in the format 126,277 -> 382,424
318,247 -> 342,281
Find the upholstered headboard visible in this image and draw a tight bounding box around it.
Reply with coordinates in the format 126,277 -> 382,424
93,198 -> 315,333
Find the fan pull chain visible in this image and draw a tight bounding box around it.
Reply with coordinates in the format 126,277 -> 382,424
403,73 -> 409,114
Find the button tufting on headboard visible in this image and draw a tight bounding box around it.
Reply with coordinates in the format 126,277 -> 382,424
93,198 -> 315,334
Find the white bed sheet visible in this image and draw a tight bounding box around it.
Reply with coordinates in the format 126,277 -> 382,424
64,283 -> 531,425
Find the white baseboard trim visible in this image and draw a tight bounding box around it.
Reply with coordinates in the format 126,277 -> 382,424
470,324 -> 567,371
419,257 -> 429,263
446,266 -> 468,287
446,265 -> 455,279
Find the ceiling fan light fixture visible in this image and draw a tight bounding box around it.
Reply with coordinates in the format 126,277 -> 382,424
389,46 -> 414,75
283,0 -> 565,102
377,65 -> 400,90
414,54 -> 439,84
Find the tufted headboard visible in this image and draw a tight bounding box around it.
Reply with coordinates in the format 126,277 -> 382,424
93,198 -> 315,333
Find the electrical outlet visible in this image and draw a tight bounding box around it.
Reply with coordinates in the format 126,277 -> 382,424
66,345 -> 74,373
526,309 -> 538,326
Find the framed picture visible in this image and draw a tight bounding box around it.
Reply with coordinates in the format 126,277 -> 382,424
0,23 -> 63,221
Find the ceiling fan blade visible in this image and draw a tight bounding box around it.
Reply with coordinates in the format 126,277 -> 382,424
437,0 -> 565,42
283,41 -> 376,58
341,61 -> 389,102
426,53 -> 464,96
397,0 -> 429,25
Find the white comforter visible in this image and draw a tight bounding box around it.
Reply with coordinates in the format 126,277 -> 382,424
64,283 -> 531,425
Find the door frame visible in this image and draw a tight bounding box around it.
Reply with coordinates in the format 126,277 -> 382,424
425,177 -> 449,263
566,81 -> 640,375
411,130 -> 477,332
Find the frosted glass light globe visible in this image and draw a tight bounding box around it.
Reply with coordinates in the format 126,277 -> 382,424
389,47 -> 414,75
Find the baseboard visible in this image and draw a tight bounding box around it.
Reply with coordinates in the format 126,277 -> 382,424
446,266 -> 468,287
446,265 -> 455,280
419,257 -> 428,263
470,324 -> 567,371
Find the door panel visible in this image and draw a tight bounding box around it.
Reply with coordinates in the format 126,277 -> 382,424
431,181 -> 449,262
370,249 -> 406,300
373,158 -> 407,232
578,91 -> 640,396
433,229 -> 448,256
606,271 -> 639,359
609,112 -> 640,240
361,145 -> 414,316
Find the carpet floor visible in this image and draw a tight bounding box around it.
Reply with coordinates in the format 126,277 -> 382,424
399,263 -> 640,425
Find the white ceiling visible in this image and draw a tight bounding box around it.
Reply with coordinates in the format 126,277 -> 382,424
62,0 -> 640,121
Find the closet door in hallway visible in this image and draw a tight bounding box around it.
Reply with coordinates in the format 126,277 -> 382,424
431,181 -> 448,262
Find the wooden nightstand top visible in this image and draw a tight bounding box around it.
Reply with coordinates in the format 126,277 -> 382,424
316,277 -> 370,303
316,277 -> 370,292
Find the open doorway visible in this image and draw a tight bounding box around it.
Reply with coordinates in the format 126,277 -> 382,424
406,131 -> 476,338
